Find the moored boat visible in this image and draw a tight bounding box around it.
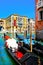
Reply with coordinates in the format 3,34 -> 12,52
23,39 -> 43,57
33,42 -> 43,56
4,34 -> 38,65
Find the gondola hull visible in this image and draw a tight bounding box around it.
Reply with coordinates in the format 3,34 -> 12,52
33,43 -> 43,57
4,35 -> 38,65
23,42 -> 43,57
5,46 -> 38,65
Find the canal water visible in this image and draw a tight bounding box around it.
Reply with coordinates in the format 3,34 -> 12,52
0,34 -> 17,65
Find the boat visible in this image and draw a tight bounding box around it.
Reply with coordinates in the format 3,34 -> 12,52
16,33 -> 43,56
4,34 -> 38,65
33,41 -> 43,56
23,39 -> 43,57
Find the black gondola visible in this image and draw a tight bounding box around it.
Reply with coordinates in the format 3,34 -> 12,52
4,35 -> 38,65
33,42 -> 43,56
23,40 -> 43,57
5,46 -> 38,65
16,33 -> 43,57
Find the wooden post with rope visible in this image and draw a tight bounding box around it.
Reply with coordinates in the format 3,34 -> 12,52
30,23 -> 32,52
38,56 -> 40,65
27,23 -> 32,52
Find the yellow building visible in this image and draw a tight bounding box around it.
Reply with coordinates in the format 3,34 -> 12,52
0,14 -> 30,36
6,14 -> 28,34
14,15 -> 28,34
6,15 -> 11,33
22,16 -> 28,32
6,14 -> 19,33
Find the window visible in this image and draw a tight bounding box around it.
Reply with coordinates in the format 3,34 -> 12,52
40,10 -> 43,20
40,0 -> 41,1
38,0 -> 43,8
38,0 -> 43,2
38,10 -> 43,20
17,16 -> 23,27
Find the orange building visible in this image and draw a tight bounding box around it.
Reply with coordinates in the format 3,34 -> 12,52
35,0 -> 43,40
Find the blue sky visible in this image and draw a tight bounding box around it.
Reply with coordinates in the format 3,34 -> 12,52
0,0 -> 35,19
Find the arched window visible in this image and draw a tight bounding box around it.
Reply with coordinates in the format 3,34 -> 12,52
38,9 -> 43,20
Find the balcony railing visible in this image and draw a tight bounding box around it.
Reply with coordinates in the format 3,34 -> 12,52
37,1 -> 43,8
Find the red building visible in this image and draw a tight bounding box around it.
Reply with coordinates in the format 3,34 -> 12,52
35,0 -> 43,40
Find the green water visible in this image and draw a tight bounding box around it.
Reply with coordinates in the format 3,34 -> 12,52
0,34 -> 17,65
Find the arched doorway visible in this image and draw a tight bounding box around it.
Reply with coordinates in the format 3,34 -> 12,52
0,20 -> 4,31
0,26 -> 3,31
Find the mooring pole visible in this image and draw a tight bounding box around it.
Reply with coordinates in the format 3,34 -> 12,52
38,56 -> 40,65
30,23 -> 32,52
27,23 -> 32,52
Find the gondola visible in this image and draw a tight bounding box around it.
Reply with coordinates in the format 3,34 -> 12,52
4,34 -> 38,65
16,33 -> 43,56
23,39 -> 43,57
32,42 -> 43,56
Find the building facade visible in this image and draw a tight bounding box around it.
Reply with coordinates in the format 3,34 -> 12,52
0,19 -> 6,32
16,16 -> 28,34
0,15 -> 35,37
36,0 -> 43,40
6,14 -> 28,34
28,19 -> 35,34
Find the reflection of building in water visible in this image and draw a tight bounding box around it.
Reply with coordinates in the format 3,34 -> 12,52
0,19 -> 6,31
35,0 -> 43,40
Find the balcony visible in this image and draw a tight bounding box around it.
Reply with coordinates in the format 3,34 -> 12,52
37,1 -> 43,9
